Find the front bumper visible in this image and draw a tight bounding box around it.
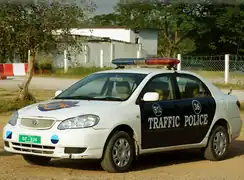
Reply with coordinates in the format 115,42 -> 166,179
3,123 -> 110,160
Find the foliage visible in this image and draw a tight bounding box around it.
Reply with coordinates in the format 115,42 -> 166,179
36,66 -> 112,78
0,0 -> 95,101
0,88 -> 55,114
37,59 -> 53,71
0,99 -> 36,113
90,0 -> 244,56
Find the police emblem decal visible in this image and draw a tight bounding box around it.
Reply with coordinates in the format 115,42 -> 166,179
152,103 -> 162,117
192,100 -> 202,114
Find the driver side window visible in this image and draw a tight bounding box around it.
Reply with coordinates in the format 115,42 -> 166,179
140,75 -> 175,101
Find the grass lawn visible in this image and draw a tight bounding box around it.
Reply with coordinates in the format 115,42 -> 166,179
34,67 -> 112,79
192,70 -> 244,79
0,88 -> 55,115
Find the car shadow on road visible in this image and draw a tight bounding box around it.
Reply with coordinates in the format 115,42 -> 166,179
0,150 -> 16,157
133,139 -> 244,172
226,139 -> 244,158
49,159 -> 103,171
48,139 -> 244,172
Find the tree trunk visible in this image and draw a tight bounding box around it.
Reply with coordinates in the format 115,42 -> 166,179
17,49 -> 36,101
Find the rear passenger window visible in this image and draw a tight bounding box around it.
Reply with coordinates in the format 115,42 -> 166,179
176,75 -> 211,99
141,75 -> 174,101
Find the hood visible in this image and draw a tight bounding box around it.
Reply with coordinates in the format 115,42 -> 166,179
18,99 -> 122,120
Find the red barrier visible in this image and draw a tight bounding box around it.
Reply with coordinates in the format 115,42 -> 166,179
24,63 -> 28,73
3,64 -> 14,76
0,64 -> 3,75
0,64 -> 6,80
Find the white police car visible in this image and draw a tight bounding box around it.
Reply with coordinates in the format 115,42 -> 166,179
3,57 -> 243,173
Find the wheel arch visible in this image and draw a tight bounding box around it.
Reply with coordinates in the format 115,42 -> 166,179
210,118 -> 231,143
101,124 -> 139,159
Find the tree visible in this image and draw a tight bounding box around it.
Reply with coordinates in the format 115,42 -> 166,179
216,4 -> 244,54
0,0 -> 95,101
91,0 -> 207,57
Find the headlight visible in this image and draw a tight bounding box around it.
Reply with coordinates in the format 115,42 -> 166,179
57,114 -> 100,130
8,111 -> 19,126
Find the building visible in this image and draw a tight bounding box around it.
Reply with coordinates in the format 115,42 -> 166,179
68,27 -> 159,56
53,26 -> 160,68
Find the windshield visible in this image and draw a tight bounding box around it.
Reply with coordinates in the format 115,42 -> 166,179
55,72 -> 147,101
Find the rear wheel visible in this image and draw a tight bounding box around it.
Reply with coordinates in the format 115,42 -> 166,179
101,131 -> 135,173
203,125 -> 229,161
23,154 -> 51,166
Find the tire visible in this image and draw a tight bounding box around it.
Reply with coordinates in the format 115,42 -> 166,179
101,131 -> 135,173
23,154 -> 51,166
203,125 -> 229,161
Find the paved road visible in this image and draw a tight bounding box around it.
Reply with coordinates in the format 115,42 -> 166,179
0,76 -> 244,101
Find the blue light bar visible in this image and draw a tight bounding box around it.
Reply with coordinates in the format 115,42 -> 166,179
112,57 -> 180,67
112,58 -> 146,66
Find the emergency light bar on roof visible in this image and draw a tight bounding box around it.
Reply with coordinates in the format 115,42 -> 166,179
112,57 -> 180,70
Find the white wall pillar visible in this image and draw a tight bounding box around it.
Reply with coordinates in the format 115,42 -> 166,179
84,45 -> 89,63
224,54 -> 229,84
28,50 -> 31,64
177,54 -> 181,71
110,43 -> 115,62
137,43 -> 142,58
100,48 -> 104,68
64,50 -> 68,73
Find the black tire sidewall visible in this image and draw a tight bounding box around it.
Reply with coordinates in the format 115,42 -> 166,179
209,126 -> 229,160
107,131 -> 135,172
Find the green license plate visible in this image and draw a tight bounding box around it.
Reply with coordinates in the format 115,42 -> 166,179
19,135 -> 41,144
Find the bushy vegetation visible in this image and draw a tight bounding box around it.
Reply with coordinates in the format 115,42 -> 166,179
0,88 -> 55,114
35,66 -> 112,78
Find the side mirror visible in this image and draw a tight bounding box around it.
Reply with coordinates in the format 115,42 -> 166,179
55,90 -> 63,97
142,92 -> 159,102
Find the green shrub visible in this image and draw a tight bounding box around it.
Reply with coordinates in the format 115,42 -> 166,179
0,99 -> 36,113
39,59 -> 53,70
53,66 -> 112,77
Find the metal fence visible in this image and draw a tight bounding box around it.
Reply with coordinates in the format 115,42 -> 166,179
181,55 -> 244,72
179,54 -> 244,84
181,55 -> 225,71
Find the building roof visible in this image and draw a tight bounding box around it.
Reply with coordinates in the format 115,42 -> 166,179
76,25 -> 160,31
84,36 -> 136,44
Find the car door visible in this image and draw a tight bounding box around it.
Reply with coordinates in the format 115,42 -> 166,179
174,73 -> 217,145
138,73 -> 184,150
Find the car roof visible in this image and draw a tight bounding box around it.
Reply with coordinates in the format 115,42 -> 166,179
94,68 -> 197,76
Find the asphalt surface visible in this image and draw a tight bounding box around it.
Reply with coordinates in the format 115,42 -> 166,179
0,76 -> 244,101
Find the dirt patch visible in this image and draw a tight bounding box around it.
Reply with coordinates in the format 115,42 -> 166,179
1,115 -> 244,180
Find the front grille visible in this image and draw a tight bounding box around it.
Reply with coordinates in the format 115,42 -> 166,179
11,142 -> 55,154
20,118 -> 55,129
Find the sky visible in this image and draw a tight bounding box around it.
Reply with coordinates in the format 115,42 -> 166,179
93,0 -> 118,15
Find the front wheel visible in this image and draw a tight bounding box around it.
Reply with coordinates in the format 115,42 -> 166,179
203,125 -> 229,161
23,154 -> 51,166
101,131 -> 135,173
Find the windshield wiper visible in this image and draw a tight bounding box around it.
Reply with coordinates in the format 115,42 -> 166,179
55,96 -> 123,101
55,96 -> 97,100
93,96 -> 123,101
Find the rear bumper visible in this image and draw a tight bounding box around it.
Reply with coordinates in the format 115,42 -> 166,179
231,117 -> 243,141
